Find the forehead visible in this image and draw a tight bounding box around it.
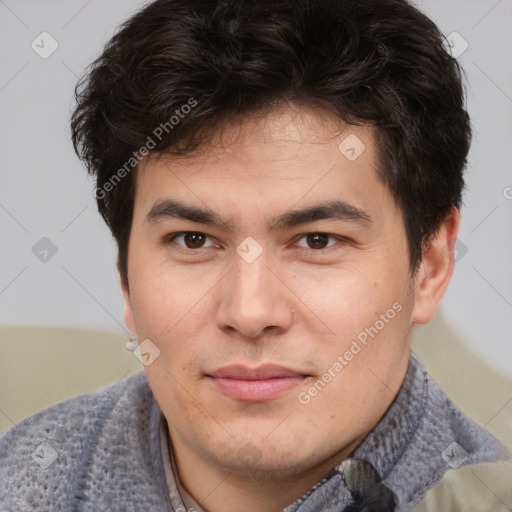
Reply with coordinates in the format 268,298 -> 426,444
133,105 -> 394,227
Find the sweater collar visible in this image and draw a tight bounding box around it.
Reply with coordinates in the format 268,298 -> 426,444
281,353 -> 504,511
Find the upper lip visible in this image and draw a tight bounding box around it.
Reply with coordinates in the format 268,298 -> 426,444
208,364 -> 307,380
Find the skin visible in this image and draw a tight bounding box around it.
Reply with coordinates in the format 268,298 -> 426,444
120,103 -> 460,512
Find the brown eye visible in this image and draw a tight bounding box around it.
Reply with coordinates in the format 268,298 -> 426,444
182,232 -> 206,248
305,233 -> 330,249
294,233 -> 344,254
166,232 -> 214,250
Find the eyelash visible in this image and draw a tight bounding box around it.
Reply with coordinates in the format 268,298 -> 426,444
164,231 -> 347,255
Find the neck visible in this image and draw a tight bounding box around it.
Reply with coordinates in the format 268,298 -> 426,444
169,430 -> 364,512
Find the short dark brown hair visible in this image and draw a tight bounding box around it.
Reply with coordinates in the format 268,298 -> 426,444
71,0 -> 470,287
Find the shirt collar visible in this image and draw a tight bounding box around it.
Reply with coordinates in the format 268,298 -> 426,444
160,415 -> 207,512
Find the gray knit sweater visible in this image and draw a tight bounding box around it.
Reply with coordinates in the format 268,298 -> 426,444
0,354 -> 505,511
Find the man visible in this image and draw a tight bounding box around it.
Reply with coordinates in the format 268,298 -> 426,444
0,0 -> 508,510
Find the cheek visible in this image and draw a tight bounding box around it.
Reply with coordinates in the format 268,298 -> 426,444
300,270 -> 397,340
128,258 -> 211,336
127,269 -> 221,383
300,268 -> 410,394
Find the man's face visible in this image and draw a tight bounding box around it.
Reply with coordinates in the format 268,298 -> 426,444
123,105 -> 416,480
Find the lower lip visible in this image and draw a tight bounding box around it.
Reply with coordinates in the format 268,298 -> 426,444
210,376 -> 305,402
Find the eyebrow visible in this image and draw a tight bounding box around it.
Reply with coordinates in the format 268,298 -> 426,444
145,198 -> 373,231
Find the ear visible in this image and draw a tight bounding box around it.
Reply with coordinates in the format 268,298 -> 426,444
117,257 -> 137,335
411,206 -> 461,325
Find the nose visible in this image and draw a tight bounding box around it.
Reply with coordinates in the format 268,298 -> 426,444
216,249 -> 294,341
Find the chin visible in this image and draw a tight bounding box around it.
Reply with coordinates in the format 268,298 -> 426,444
222,453 -> 312,480
204,435 -> 326,479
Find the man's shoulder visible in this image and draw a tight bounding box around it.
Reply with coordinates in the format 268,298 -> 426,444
408,361 -> 512,510
357,354 -> 507,511
0,371 -> 149,451
0,372 -> 157,511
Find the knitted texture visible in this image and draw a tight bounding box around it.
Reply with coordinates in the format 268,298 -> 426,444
342,459 -> 397,511
350,354 -> 505,511
0,373 -> 172,511
0,354 -> 505,511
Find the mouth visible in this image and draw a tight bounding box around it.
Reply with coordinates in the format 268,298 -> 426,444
206,364 -> 310,402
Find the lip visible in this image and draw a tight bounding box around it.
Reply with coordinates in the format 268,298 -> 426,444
207,364 -> 308,402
